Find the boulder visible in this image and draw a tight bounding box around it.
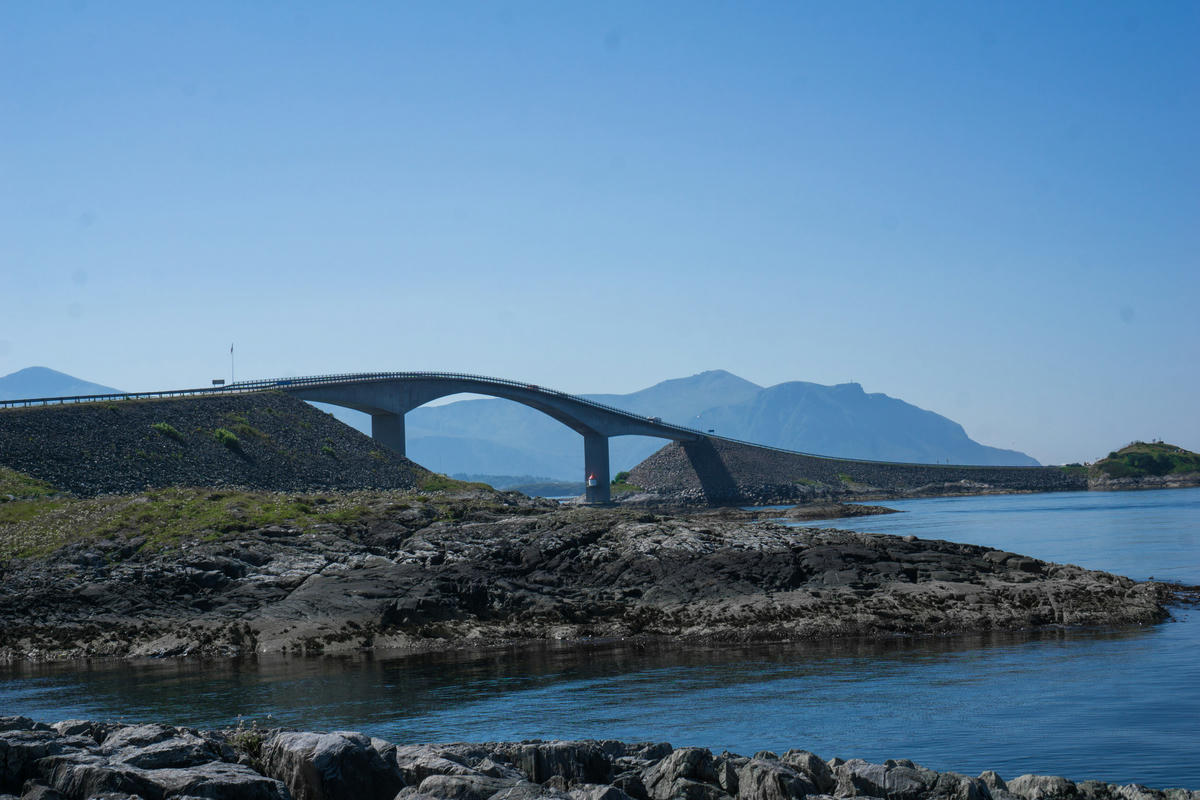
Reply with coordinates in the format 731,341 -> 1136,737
735,758 -> 816,800
109,734 -> 219,770
38,754 -> 163,800
832,759 -> 929,800
492,742 -> 613,786
930,772 -> 990,800
569,783 -> 637,800
0,730 -> 90,793
642,749 -> 719,800
979,773 -> 1007,793
611,771 -> 649,800
145,760 -> 291,800
1116,787 -> 1168,800
780,752 -> 834,795
393,746 -> 480,785
259,730 -> 405,800
17,781 -> 65,800
1007,776 -> 1076,800
416,773 -> 521,800
99,724 -> 179,751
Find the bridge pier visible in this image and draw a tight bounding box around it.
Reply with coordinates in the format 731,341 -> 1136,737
370,412 -> 406,456
583,433 -> 611,504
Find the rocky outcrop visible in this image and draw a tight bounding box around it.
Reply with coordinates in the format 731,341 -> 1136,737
1088,473 -> 1200,491
0,392 -> 427,497
627,440 -> 1088,506
0,716 -> 288,799
1,718 -> 1197,800
0,499 -> 1171,661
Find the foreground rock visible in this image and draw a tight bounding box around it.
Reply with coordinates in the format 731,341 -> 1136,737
1,717 -> 1196,800
0,497 -> 1173,661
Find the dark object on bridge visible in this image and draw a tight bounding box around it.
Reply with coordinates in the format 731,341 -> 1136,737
211,379 -> 225,386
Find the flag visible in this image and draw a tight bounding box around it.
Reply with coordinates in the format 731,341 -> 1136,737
230,343 -> 234,354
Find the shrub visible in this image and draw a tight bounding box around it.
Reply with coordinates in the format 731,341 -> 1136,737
213,428 -> 241,451
151,422 -> 184,443
320,444 -> 336,457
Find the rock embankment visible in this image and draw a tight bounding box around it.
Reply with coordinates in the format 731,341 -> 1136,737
0,392 -> 427,496
1,716 -> 1196,800
0,497 -> 1169,661
627,440 -> 1087,506
1088,473 -> 1200,491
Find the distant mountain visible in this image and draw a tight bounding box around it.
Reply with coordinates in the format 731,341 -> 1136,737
695,381 -> 1038,466
0,367 -> 120,401
399,369 -> 1038,478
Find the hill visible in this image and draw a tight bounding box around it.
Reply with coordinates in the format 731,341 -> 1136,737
1088,441 -> 1200,488
0,366 -> 119,401
0,391 -> 430,496
1093,441 -> 1200,478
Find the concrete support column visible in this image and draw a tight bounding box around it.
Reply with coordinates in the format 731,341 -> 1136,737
371,412 -> 406,456
584,433 -> 611,504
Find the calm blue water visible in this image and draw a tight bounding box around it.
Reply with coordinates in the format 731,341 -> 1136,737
2,488 -> 1198,788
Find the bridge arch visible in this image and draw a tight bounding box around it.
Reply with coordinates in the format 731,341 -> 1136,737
279,373 -> 702,503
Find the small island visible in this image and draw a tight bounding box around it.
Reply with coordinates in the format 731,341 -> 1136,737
1077,441 -> 1200,490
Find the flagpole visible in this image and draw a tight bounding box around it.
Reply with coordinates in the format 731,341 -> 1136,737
230,343 -> 234,385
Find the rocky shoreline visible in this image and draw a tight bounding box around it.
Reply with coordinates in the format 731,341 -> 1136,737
0,492 -> 1175,662
1,716 -> 1196,800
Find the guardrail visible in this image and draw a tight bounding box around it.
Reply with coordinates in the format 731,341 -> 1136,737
0,371 -> 1050,470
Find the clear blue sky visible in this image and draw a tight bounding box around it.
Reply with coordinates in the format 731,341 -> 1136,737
2,2 -> 1197,465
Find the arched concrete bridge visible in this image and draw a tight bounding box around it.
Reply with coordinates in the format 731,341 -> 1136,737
272,372 -> 705,502
0,371 -> 705,503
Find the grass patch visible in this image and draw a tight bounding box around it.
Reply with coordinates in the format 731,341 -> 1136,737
420,474 -> 492,493
0,466 -> 58,501
610,471 -> 641,495
1094,441 -> 1200,478
151,422 -> 185,443
213,428 -> 241,451
0,487 -> 383,560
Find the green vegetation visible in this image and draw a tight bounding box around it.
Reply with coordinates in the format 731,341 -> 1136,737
0,466 -> 58,501
610,471 -> 641,495
212,428 -> 241,451
151,421 -> 185,443
420,474 -> 492,493
0,482 -> 521,561
320,444 -> 336,457
1094,441 -> 1200,479
0,487 -> 379,559
1059,463 -> 1088,476
221,412 -> 269,442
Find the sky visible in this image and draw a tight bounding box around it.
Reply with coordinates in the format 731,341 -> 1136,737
2,2 -> 1197,466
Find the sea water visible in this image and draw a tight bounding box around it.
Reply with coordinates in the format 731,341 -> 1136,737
2,488 -> 1197,787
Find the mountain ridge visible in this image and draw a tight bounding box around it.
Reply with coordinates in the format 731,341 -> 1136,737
0,367 -> 120,401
